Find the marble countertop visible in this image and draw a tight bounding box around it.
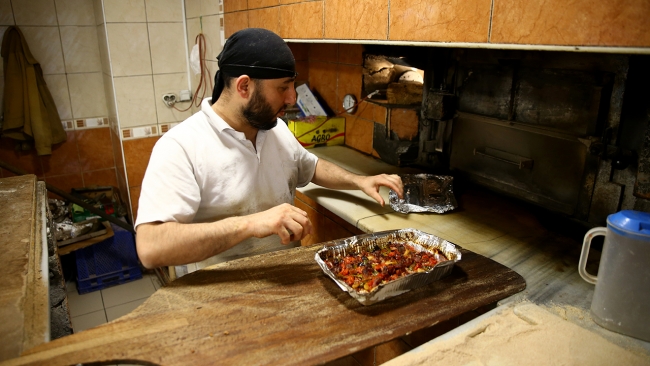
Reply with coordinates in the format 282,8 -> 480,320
298,146 -> 650,359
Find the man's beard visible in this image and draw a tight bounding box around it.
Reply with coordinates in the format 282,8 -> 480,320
241,87 -> 284,130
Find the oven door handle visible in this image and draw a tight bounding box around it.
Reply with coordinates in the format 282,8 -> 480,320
473,147 -> 534,170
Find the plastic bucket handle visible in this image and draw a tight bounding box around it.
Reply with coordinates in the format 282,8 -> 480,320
579,227 -> 606,284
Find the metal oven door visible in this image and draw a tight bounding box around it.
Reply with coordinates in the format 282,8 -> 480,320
450,112 -> 589,215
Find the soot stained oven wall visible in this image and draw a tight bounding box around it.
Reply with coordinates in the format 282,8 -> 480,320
363,46 -> 650,225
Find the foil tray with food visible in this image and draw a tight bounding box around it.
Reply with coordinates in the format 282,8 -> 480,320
314,228 -> 462,305
389,174 -> 457,214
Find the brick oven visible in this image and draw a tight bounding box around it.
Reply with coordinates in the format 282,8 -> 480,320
362,46 -> 650,225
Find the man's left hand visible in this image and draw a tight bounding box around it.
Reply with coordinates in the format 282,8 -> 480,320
357,174 -> 403,206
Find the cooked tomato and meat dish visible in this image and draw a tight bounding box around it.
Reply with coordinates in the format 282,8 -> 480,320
323,241 -> 447,293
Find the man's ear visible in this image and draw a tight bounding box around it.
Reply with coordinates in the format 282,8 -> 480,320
235,75 -> 252,98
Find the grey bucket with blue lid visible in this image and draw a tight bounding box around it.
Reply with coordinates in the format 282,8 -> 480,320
608,210 -> 650,239
579,210 -> 650,342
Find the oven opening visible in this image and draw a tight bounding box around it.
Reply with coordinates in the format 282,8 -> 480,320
360,45 -> 650,225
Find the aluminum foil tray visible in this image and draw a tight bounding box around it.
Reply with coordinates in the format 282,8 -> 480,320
315,228 -> 462,306
389,174 -> 457,214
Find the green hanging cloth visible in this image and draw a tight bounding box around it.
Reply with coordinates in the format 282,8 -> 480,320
1,26 -> 67,155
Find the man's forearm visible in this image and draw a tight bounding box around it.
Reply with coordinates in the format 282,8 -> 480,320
310,159 -> 362,190
136,216 -> 251,269
310,158 -> 404,206
135,203 -> 313,269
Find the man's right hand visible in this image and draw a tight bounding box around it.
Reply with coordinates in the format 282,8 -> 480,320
136,203 -> 312,269
248,203 -> 313,244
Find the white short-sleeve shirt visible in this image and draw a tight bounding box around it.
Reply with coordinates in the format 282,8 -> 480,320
135,98 -> 319,272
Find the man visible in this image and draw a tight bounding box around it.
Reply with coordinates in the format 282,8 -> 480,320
135,28 -> 403,274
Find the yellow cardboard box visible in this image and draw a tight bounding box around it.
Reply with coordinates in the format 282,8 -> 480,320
287,116 -> 345,149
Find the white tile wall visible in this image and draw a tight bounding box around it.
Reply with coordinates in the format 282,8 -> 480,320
0,0 -> 14,25
206,60 -> 218,77
201,14 -> 223,62
113,75 -> 158,128
109,115 -> 119,136
55,0 -> 96,26
43,74 -> 73,120
153,73 -> 192,123
184,0 -> 201,18
189,71 -> 202,110
144,0 -> 184,22
102,73 -> 117,117
193,60 -> 219,106
12,0 -> 58,26
106,23 -> 152,76
1,3 -> 110,123
201,0 -> 222,16
92,0 -> 104,25
148,22 -> 187,74
4,0 -> 198,141
97,24 -> 111,75
185,16 -> 200,50
185,16 -> 202,105
0,0 -> 210,143
103,0 -> 147,23
19,26 -> 66,75
60,26 -> 102,73
0,1 -> 209,238
68,72 -> 108,118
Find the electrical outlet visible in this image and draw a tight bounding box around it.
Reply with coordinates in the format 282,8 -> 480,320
162,93 -> 176,107
179,90 -> 192,102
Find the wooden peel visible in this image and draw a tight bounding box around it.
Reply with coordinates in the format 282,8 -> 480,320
6,244 -> 525,366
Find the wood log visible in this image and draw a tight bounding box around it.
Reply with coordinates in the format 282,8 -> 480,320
387,82 -> 423,105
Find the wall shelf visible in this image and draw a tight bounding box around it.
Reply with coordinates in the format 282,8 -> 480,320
365,98 -> 421,110
284,39 -> 650,56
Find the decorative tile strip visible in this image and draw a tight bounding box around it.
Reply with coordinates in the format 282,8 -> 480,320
75,117 -> 109,129
62,117 -> 109,130
61,120 -> 75,131
159,122 -> 180,134
121,125 -> 159,140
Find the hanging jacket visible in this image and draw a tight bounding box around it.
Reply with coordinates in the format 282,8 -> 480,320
1,26 -> 66,155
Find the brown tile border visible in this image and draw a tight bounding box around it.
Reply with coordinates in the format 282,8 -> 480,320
61,117 -> 110,131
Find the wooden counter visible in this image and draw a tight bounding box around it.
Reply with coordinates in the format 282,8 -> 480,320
5,243 -> 523,365
385,301 -> 650,366
0,175 -> 49,361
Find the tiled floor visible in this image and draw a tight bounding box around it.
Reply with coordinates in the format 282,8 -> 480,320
66,273 -> 162,333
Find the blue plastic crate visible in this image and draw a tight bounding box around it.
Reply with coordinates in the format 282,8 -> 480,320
75,222 -> 142,294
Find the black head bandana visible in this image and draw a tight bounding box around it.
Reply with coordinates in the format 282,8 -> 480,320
212,28 -> 296,102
